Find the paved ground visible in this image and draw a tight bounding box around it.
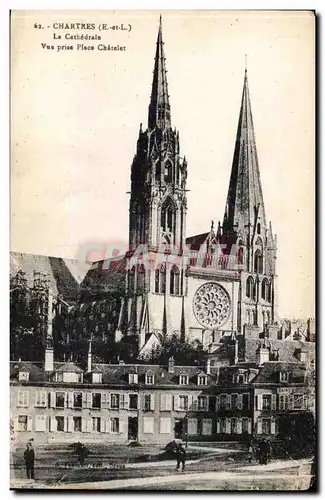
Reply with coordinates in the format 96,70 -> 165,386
11,458 -> 313,491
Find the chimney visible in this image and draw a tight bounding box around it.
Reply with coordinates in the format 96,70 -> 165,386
206,358 -> 211,375
87,339 -> 92,373
45,346 -> 54,372
256,343 -> 270,366
168,356 -> 175,374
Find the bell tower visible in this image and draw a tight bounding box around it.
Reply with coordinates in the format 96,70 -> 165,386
129,16 -> 188,253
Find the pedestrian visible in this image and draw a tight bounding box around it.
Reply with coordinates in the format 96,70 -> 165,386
175,444 -> 186,472
258,439 -> 267,465
78,443 -> 87,465
266,440 -> 272,464
247,443 -> 254,464
24,442 -> 35,480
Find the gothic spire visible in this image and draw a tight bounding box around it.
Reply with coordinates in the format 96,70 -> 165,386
148,16 -> 171,130
223,69 -> 266,234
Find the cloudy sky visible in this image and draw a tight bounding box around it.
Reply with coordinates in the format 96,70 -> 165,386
11,10 -> 315,318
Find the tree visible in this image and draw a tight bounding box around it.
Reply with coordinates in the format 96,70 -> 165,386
146,333 -> 209,365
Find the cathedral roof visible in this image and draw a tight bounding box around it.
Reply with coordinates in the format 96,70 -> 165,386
186,232 -> 210,251
223,69 -> 266,234
148,16 -> 171,130
10,252 -> 90,303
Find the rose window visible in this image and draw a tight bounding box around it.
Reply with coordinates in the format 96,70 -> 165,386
193,283 -> 231,328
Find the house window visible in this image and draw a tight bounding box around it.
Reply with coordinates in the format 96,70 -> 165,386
111,394 -> 120,409
179,395 -> 189,411
129,394 -> 138,410
170,266 -> 180,295
18,371 -> 29,381
35,391 -> 47,407
198,396 -> 208,411
92,373 -> 102,384
92,417 -> 101,432
231,418 -> 237,434
73,392 -> 82,409
293,394 -> 304,409
262,418 -> 271,434
198,376 -> 207,386
145,374 -> 154,385
242,418 -> 249,434
242,393 -> 250,409
279,372 -> 289,383
18,415 -> 28,431
237,374 -> 245,384
92,393 -> 101,409
220,418 -> 227,434
111,418 -> 119,433
144,394 -> 152,411
56,392 -> 65,409
262,395 -> 272,410
129,373 -> 138,384
231,394 -> 238,409
220,394 -> 227,408
73,417 -> 82,432
56,416 -> 65,432
279,394 -> 289,410
17,391 -> 29,407
56,373 -> 63,383
179,375 -> 189,385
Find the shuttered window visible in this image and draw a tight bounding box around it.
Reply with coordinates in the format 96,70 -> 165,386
159,417 -> 171,434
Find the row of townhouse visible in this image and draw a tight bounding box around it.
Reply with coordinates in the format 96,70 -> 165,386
10,344 -> 315,445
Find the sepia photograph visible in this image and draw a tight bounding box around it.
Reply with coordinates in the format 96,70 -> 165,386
10,9 -> 315,491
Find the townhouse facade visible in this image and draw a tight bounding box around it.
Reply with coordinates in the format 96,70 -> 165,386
10,344 -> 315,446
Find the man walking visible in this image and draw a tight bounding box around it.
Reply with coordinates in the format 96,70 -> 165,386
24,442 -> 35,480
175,444 -> 186,472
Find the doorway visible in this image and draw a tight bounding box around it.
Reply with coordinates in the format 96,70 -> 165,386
174,418 -> 184,439
128,417 -> 138,440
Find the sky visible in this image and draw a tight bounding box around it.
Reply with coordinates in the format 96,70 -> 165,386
11,10 -> 315,319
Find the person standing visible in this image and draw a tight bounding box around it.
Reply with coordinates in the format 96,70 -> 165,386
175,444 -> 186,472
258,439 -> 267,465
266,440 -> 272,464
247,442 -> 254,464
24,442 -> 35,480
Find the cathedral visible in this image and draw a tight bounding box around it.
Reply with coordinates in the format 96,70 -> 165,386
11,17 -> 280,361
90,17 -> 278,356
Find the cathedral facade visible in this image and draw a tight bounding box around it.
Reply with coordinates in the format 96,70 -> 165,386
112,18 -> 278,356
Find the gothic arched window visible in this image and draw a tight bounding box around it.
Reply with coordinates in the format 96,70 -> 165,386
128,267 -> 135,294
160,199 -> 176,243
237,246 -> 244,266
155,162 -> 161,182
170,266 -> 180,295
261,278 -> 269,300
159,265 -> 166,294
164,161 -> 173,183
155,268 -> 160,293
137,264 -> 145,293
246,276 -> 255,299
254,249 -> 263,274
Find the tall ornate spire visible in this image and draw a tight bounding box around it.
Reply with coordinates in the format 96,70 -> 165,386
223,69 -> 266,234
148,16 -> 171,130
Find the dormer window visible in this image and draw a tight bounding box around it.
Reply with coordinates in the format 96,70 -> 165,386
233,373 -> 246,384
92,372 -> 102,384
18,371 -> 29,382
179,375 -> 189,385
129,373 -> 138,384
197,375 -> 207,386
279,371 -> 289,383
145,373 -> 154,385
